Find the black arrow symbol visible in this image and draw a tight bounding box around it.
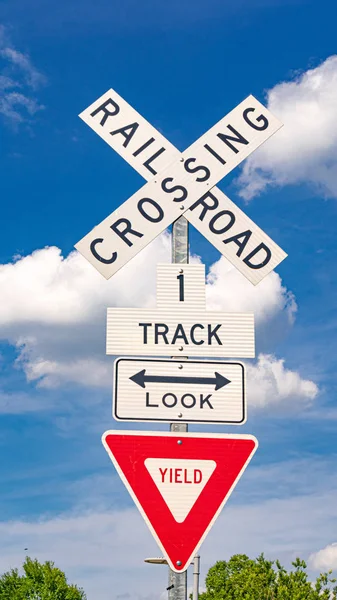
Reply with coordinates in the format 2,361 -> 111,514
129,370 -> 231,391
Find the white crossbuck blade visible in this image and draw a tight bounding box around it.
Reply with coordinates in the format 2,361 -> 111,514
76,89 -> 286,283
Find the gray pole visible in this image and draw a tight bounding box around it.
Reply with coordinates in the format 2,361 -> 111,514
168,215 -> 189,600
171,214 -> 189,266
193,556 -> 200,600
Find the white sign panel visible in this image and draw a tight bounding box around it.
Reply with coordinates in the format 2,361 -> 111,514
106,263 -> 255,358
156,263 -> 206,309
107,309 -> 254,357
114,358 -> 246,424
76,94 -> 283,280
79,88 -> 286,284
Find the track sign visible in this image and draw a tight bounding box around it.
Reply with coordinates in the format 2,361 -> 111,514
107,308 -> 254,357
76,93 -> 283,280
102,430 -> 258,572
106,264 -> 255,358
78,88 -> 286,284
114,358 -> 246,424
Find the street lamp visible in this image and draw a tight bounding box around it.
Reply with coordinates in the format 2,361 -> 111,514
144,555 -> 200,600
144,557 -> 168,565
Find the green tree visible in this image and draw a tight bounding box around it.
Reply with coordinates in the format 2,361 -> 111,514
199,554 -> 337,600
0,556 -> 86,600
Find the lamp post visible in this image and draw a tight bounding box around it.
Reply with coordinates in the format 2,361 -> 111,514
144,555 -> 200,600
193,556 -> 200,600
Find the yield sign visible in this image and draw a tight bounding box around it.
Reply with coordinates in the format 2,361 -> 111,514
102,430 -> 258,572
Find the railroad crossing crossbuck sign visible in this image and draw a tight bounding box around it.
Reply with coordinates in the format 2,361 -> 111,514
75,88 -> 287,284
75,87 -> 285,576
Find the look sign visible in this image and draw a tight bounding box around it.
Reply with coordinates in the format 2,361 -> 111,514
76,89 -> 286,284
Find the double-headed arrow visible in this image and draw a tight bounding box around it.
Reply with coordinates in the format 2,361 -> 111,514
130,369 -> 231,391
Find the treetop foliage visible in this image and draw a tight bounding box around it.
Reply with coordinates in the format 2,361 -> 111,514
0,556 -> 86,600
199,554 -> 337,600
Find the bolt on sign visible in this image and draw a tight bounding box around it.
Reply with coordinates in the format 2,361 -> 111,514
102,430 -> 258,572
106,264 -> 255,358
75,89 -> 286,283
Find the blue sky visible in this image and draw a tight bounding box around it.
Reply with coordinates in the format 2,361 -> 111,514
1,0 -> 337,598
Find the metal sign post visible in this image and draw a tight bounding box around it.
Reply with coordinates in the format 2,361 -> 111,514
169,215 -> 189,600
168,568 -> 187,600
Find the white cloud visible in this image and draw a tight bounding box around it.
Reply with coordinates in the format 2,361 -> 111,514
310,543 -> 337,570
0,25 -> 45,127
0,75 -> 17,90
0,236 -> 171,389
0,238 -> 293,388
0,47 -> 46,89
0,241 -> 296,328
246,354 -> 318,408
0,91 -> 43,124
206,255 -> 296,326
0,241 -> 168,328
237,55 -> 337,200
20,355 -> 112,389
0,238 -> 318,406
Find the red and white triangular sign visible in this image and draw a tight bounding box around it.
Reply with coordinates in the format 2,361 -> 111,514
102,430 -> 258,572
